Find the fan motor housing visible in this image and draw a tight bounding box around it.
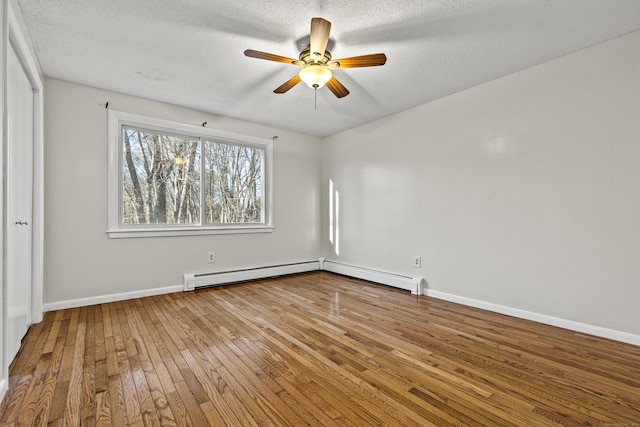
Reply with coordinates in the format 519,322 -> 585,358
300,45 -> 332,65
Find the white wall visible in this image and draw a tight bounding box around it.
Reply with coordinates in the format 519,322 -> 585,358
322,31 -> 640,336
44,79 -> 322,305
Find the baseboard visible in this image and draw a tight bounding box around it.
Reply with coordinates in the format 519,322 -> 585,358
43,285 -> 183,312
425,289 -> 640,347
0,378 -> 7,406
320,260 -> 639,346
45,260 -> 322,311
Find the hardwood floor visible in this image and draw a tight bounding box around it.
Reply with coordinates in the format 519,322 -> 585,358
1,272 -> 639,426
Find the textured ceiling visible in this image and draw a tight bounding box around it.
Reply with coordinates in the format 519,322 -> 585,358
16,0 -> 640,137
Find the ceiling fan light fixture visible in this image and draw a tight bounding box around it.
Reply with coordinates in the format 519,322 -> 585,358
299,64 -> 332,89
244,17 -> 385,98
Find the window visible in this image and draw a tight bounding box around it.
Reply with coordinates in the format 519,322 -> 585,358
108,111 -> 272,238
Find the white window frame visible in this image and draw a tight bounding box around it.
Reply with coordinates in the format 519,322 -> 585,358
107,110 -> 273,238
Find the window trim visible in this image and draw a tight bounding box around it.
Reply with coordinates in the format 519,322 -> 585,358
107,110 -> 273,238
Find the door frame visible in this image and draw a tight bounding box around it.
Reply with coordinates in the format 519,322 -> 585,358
8,1 -> 43,325
1,0 -> 43,378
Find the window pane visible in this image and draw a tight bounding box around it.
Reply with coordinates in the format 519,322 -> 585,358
204,141 -> 263,223
122,127 -> 200,224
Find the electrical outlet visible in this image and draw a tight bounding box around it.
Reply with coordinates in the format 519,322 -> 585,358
207,252 -> 216,263
413,255 -> 421,268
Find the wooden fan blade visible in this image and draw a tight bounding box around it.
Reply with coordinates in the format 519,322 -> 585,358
327,53 -> 387,69
244,49 -> 302,66
309,18 -> 331,62
326,76 -> 349,98
274,75 -> 302,94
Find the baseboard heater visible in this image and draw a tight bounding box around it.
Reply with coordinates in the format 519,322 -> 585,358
183,258 -> 424,295
183,259 -> 321,291
320,259 -> 424,295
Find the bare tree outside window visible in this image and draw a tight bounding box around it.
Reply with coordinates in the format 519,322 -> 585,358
121,127 -> 263,226
204,141 -> 263,223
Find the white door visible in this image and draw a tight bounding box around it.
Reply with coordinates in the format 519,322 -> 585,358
6,42 -> 34,363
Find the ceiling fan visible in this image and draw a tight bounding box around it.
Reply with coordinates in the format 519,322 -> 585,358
244,17 -> 387,98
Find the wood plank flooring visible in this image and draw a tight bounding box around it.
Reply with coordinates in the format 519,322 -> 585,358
1,271 -> 639,426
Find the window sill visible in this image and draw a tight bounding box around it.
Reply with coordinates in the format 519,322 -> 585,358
107,225 -> 274,239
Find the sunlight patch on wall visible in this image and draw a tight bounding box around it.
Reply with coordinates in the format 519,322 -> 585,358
329,179 -> 334,244
335,190 -> 340,256
328,179 -> 340,256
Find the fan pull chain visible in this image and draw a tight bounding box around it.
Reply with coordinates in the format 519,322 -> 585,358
314,87 -> 317,110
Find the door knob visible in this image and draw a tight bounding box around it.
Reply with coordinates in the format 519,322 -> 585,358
14,220 -> 28,225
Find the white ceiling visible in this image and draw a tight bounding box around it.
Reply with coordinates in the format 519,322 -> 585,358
16,0 -> 640,137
